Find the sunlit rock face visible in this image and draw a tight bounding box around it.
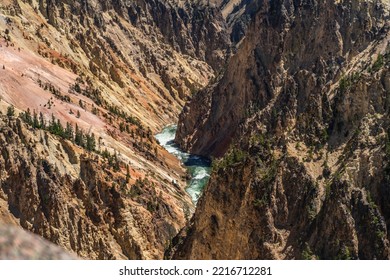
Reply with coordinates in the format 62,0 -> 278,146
172,0 -> 390,260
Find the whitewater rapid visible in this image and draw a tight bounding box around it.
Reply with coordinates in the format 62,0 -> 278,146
155,125 -> 211,204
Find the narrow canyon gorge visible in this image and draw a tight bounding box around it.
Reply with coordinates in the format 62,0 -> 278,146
0,0 -> 389,260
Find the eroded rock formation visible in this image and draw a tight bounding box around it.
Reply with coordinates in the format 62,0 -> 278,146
173,0 -> 390,259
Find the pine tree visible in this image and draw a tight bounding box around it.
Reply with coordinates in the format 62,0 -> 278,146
25,108 -> 32,124
33,110 -> 39,128
79,99 -> 84,109
65,122 -> 74,140
49,114 -> 56,130
56,119 -> 64,137
75,124 -> 85,147
39,112 -> 45,128
86,133 -> 96,151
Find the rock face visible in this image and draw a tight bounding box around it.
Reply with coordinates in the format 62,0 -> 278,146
0,0 -> 231,133
176,0 -> 389,157
37,0 -> 230,70
211,0 -> 262,44
2,0 -> 215,259
0,0 -> 259,260
3,0 -> 390,261
173,0 -> 390,259
0,117 -> 191,259
0,0 -> 244,259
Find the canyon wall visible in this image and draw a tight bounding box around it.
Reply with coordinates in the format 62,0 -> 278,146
173,0 -> 390,259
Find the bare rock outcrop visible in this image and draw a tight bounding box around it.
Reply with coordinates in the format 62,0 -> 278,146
0,117 -> 190,259
176,0 -> 389,157
172,0 -> 390,259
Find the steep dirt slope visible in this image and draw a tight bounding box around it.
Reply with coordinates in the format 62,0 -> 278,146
0,0 -> 231,130
0,0 -> 231,259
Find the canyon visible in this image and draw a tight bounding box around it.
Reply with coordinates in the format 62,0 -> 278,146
0,0 -> 229,259
173,0 -> 390,259
1,0 -> 389,260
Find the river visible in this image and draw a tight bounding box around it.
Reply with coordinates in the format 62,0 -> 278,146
155,125 -> 211,204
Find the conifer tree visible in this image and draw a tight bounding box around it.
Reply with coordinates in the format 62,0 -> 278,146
39,112 -> 45,128
86,133 -> 96,151
33,110 -> 39,128
65,122 -> 74,140
75,124 -> 85,147
25,108 -> 32,124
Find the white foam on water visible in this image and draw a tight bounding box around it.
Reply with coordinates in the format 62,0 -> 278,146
193,168 -> 210,180
155,125 -> 211,204
155,125 -> 177,147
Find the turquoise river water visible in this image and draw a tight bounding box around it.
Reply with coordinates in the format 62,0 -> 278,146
155,125 -> 211,204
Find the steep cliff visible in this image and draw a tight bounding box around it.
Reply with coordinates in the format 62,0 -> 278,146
215,0 -> 262,43
1,0 -> 225,259
177,0 -> 389,156
35,0 -> 230,70
0,116 -> 193,259
0,0 -> 231,132
173,0 -> 390,259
